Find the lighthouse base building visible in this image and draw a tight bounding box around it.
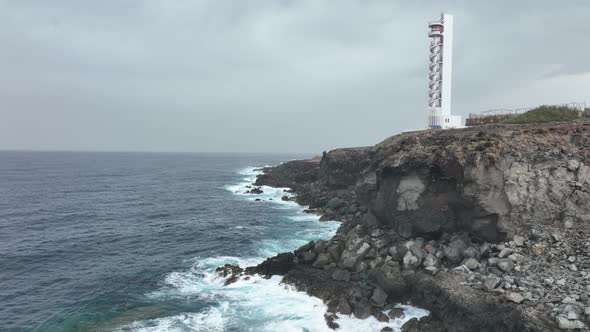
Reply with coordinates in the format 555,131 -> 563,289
427,13 -> 462,129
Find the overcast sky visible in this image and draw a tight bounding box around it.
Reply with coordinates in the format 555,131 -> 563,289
1,0 -> 589,153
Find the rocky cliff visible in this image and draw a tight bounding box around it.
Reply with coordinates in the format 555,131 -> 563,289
231,120 -> 590,331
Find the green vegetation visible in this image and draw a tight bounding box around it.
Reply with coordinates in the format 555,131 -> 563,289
502,105 -> 580,124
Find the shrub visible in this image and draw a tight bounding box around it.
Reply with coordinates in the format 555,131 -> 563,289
502,105 -> 580,124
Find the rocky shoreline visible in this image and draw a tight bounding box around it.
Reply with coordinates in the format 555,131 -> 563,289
220,121 -> 590,331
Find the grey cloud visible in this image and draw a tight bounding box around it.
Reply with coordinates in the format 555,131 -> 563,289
0,0 -> 589,153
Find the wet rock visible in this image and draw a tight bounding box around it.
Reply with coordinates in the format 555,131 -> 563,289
371,287 -> 388,307
376,312 -> 390,322
337,298 -> 352,315
326,300 -> 338,313
245,187 -> 264,194
224,275 -> 239,286
401,316 -> 445,332
245,252 -> 294,277
388,308 -> 405,319
325,313 -> 340,330
381,327 -> 394,332
215,264 -> 243,278
352,301 -> 372,319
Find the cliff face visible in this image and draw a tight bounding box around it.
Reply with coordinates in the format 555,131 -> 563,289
247,121 -> 590,331
261,122 -> 590,243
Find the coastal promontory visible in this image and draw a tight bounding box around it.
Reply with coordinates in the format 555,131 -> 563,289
225,120 -> 590,331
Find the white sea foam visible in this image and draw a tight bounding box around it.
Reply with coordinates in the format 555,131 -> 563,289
114,307 -> 225,332
135,256 -> 428,332
120,166 -> 429,331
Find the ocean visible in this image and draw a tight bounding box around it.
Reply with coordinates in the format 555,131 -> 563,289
0,151 -> 426,332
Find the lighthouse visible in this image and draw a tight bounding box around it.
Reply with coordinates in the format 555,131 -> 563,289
427,13 -> 462,129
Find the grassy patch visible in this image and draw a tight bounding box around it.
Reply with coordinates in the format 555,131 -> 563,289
502,105 -> 580,124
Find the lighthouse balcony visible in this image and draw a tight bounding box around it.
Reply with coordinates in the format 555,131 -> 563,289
428,20 -> 444,28
428,30 -> 443,37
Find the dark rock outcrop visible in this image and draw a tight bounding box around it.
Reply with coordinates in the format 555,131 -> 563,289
225,120 -> 590,331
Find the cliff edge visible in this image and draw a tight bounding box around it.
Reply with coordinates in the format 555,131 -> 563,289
235,120 -> 590,331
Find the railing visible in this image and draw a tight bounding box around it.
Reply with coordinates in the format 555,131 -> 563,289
468,102 -> 587,119
465,102 -> 587,126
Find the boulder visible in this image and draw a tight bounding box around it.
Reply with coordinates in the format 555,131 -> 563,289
340,241 -> 372,269
215,264 -> 243,278
325,314 -> 339,330
424,266 -> 439,276
444,238 -> 467,264
327,244 -> 342,262
388,307 -> 405,319
246,187 -> 264,194
299,251 -> 317,264
513,235 -> 525,247
422,254 -> 439,268
556,316 -> 586,330
371,287 -> 388,307
497,258 -> 515,273
506,292 -> 524,304
531,243 -> 547,256
313,253 -> 332,268
403,251 -> 421,269
294,241 -> 315,255
368,264 -> 408,300
484,275 -> 502,291
245,252 -> 294,277
331,269 -> 351,282
390,244 -> 408,262
376,312 -> 390,322
464,258 -> 480,270
352,300 -> 372,319
372,235 -> 392,250
462,246 -> 481,260
498,248 -> 514,258
337,298 -> 352,315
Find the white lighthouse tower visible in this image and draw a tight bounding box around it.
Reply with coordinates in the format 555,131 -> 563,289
427,13 -> 462,129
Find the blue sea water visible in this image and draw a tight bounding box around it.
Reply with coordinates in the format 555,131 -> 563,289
0,151 -> 427,332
